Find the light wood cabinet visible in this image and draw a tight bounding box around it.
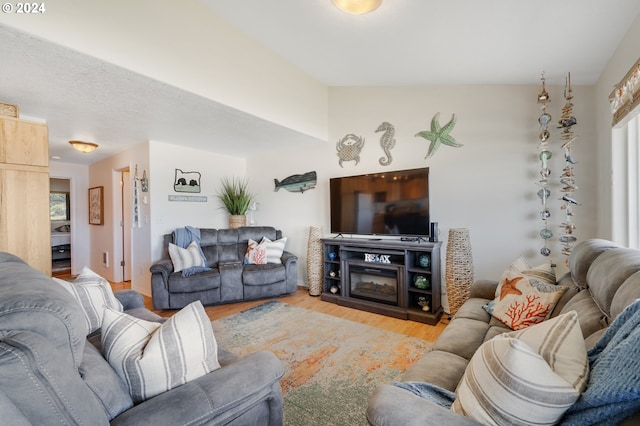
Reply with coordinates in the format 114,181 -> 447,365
0,116 -> 51,275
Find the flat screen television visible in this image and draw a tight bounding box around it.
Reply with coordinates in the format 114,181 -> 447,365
330,167 -> 430,237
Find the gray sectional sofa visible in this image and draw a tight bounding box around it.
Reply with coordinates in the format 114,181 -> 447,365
0,252 -> 285,425
150,226 -> 298,310
367,239 -> 640,425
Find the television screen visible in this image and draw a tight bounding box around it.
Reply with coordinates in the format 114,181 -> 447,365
330,168 -> 430,237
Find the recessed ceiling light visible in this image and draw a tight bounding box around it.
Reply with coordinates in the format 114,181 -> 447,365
51,155 -> 61,160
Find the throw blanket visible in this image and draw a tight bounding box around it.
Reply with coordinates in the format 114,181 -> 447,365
172,226 -> 211,277
562,299 -> 640,425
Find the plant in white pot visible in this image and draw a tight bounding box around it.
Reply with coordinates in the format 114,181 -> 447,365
216,177 -> 254,229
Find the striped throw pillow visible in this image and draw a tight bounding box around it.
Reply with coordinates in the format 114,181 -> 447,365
53,267 -> 123,334
262,237 -> 287,264
168,240 -> 205,272
101,300 -> 220,403
451,312 -> 588,425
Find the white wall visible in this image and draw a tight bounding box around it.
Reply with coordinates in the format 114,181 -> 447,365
50,161 -> 90,275
148,141 -> 246,268
88,142 -> 150,296
595,14 -> 640,241
248,85 -> 598,290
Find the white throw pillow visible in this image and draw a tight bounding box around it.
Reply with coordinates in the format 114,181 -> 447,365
101,300 -> 220,403
168,240 -> 205,272
506,310 -> 589,393
53,267 -> 123,334
261,237 -> 287,264
451,311 -> 588,425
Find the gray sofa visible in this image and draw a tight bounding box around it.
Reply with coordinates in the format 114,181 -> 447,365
0,252 -> 285,425
367,239 -> 640,425
150,226 -> 298,310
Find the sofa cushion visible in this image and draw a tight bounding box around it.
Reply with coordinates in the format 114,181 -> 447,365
0,330 -> 109,425
262,237 -> 287,264
560,289 -> 609,339
505,311 -> 589,392
167,268 -> 221,293
53,267 -> 124,334
402,350 -> 470,392
243,263 -> 287,286
244,238 -> 268,265
168,241 -> 206,273
431,318 -> 491,361
568,239 -> 622,289
586,248 -> 640,319
102,300 -> 221,403
484,260 -> 565,330
451,336 -> 580,425
79,342 -> 133,419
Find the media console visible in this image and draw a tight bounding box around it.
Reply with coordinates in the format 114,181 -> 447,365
320,237 -> 443,325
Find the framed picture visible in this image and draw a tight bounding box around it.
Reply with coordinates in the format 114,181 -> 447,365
89,186 -> 104,225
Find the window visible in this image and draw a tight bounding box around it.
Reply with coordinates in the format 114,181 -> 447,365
50,192 -> 70,221
612,112 -> 640,249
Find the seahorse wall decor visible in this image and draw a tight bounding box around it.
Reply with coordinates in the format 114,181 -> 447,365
415,113 -> 462,158
375,121 -> 396,166
336,133 -> 365,167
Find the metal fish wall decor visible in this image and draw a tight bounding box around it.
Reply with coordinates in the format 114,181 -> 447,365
274,171 -> 317,193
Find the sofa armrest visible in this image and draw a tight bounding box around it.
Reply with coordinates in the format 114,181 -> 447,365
114,290 -> 145,310
110,350 -> 285,426
366,384 -> 481,426
281,250 -> 297,265
149,258 -> 174,282
469,279 -> 499,300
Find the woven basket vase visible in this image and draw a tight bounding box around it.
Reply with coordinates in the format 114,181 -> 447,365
307,225 -> 323,296
445,228 -> 474,316
228,215 -> 246,229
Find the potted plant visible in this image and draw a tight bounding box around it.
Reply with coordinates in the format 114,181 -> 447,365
216,177 -> 254,229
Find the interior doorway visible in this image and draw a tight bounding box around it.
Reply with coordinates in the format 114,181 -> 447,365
120,169 -> 132,282
50,177 -> 72,276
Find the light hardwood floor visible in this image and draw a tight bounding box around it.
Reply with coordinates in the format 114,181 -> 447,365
111,282 -> 448,341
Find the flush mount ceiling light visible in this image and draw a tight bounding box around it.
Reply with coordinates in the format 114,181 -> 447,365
69,140 -> 98,153
331,0 -> 382,15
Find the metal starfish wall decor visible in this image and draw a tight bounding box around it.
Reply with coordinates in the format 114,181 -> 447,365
415,113 -> 461,158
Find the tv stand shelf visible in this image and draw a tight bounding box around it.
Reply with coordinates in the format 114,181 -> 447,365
320,237 -> 443,325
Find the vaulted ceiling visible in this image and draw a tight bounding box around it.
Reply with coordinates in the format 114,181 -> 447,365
1,0 -> 639,165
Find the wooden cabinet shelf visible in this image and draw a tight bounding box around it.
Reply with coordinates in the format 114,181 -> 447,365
320,237 -> 442,325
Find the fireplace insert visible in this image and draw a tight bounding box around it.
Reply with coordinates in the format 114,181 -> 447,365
349,265 -> 399,305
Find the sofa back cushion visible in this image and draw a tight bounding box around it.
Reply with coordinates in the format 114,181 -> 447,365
0,253 -> 87,369
568,239 -> 622,289
586,247 -> 640,319
162,227 -> 283,267
0,330 -> 109,425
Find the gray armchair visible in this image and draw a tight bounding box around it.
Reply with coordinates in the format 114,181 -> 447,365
0,252 -> 285,425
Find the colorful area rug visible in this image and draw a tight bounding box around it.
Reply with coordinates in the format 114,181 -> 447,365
211,300 -> 433,425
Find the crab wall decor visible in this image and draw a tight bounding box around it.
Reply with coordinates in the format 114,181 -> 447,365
336,133 -> 365,167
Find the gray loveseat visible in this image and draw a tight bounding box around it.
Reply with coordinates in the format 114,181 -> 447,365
0,252 -> 285,425
367,239 -> 640,425
150,226 -> 297,310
